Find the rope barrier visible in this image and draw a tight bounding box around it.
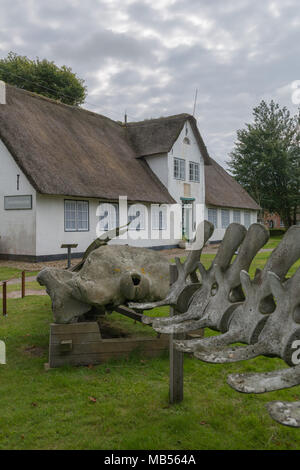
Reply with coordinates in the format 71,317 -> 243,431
1,270 -> 36,316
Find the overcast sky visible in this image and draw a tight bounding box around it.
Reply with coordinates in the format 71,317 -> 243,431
0,0 -> 299,168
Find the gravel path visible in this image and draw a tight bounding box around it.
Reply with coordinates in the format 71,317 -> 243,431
6,275 -> 37,285
0,289 -> 47,299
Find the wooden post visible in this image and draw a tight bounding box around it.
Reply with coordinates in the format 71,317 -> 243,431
21,271 -> 26,298
61,244 -> 78,269
169,264 -> 184,404
2,282 -> 7,316
67,247 -> 71,269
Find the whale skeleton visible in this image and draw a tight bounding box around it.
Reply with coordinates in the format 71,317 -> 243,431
132,221 -> 300,427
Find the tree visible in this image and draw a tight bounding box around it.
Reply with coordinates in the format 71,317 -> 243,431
0,52 -> 87,106
228,100 -> 300,227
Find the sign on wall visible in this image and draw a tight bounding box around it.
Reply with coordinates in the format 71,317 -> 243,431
4,195 -> 32,210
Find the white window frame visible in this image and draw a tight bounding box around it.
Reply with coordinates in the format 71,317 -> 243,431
208,208 -> 218,228
244,211 -> 251,229
174,157 -> 185,180
189,162 -> 200,183
233,210 -> 241,223
64,200 -> 89,232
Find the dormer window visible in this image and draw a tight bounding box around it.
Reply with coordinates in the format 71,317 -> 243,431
183,137 -> 190,145
174,157 -> 185,180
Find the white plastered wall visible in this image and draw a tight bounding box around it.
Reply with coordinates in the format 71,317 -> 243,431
0,139 -> 36,256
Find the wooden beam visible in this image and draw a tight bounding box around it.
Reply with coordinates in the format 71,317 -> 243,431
114,305 -> 145,323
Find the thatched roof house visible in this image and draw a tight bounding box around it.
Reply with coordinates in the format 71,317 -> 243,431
0,82 -> 259,261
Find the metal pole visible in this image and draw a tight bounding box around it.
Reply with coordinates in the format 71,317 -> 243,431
2,282 -> 7,316
21,271 -> 25,298
169,264 -> 184,404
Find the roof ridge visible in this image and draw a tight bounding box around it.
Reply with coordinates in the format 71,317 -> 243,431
5,82 -> 123,128
127,113 -> 192,127
0,83 -> 175,204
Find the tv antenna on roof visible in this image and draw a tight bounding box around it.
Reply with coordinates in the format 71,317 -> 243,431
192,89 -> 198,117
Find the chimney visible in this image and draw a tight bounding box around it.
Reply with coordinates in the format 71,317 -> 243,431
0,81 -> 6,105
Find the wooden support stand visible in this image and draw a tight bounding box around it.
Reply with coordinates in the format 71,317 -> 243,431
48,322 -> 169,368
46,264 -> 194,407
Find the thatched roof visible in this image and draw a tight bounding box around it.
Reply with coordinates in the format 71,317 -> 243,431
0,84 -> 174,204
205,158 -> 260,210
0,83 -> 259,211
127,113 -> 211,164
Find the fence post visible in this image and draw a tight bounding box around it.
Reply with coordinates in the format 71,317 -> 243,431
2,282 -> 7,316
169,264 -> 184,404
21,271 -> 26,298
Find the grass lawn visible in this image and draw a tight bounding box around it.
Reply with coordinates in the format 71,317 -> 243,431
263,235 -> 284,250
0,246 -> 300,450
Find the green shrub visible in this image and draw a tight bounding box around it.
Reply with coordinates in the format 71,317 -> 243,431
269,228 -> 286,237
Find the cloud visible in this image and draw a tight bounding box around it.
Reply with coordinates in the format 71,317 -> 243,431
0,0 -> 299,167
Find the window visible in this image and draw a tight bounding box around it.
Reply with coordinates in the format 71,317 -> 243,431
221,209 -> 230,229
174,157 -> 185,180
65,200 -> 89,231
233,210 -> 241,223
152,205 -> 167,230
183,137 -> 190,145
98,203 -> 119,231
244,211 -> 251,228
189,162 -> 200,182
4,195 -> 32,210
208,208 -> 218,228
128,204 -> 146,231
